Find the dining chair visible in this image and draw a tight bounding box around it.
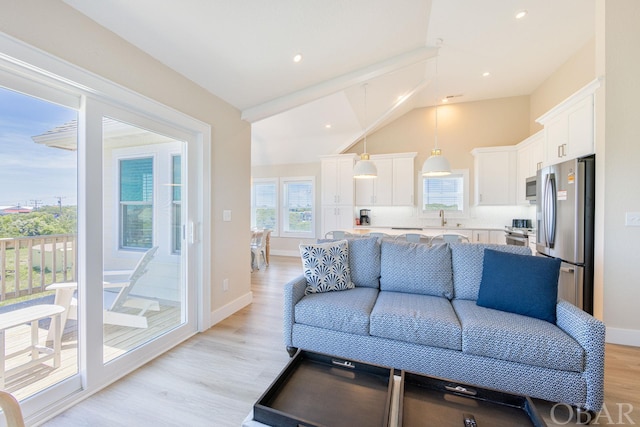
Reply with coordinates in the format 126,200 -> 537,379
429,233 -> 470,246
394,233 -> 428,243
251,229 -> 271,271
324,231 -> 355,239
362,232 -> 390,242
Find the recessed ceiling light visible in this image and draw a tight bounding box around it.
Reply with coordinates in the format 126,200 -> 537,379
441,98 -> 448,103
325,123 -> 332,129
515,10 -> 528,20
293,53 -> 303,63
482,72 -> 491,77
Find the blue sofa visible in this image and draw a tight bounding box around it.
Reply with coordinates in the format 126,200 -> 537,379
283,238 -> 605,414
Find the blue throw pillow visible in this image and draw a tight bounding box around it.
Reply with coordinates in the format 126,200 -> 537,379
476,249 -> 561,323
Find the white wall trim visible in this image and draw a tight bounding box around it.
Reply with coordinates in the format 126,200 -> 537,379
605,327 -> 640,347
209,292 -> 253,327
270,249 -> 300,257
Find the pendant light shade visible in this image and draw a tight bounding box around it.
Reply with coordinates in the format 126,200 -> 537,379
354,83 -> 377,179
421,148 -> 451,176
353,153 -> 377,178
421,47 -> 451,177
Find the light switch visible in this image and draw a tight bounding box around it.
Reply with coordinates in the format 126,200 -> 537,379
223,210 -> 232,222
625,212 -> 640,227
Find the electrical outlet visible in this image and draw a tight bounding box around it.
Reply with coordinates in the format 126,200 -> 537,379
625,212 -> 640,227
223,210 -> 232,222
223,278 -> 229,291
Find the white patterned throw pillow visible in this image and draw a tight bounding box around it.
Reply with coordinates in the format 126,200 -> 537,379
299,240 -> 354,295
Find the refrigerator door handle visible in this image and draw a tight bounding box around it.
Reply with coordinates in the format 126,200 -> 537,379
544,174 -> 557,248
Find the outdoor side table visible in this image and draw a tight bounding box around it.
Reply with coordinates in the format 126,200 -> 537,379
0,304 -> 64,389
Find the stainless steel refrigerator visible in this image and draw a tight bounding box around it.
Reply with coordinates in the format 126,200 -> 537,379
536,155 -> 595,314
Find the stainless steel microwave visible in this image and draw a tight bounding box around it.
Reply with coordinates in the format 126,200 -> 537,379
525,176 -> 537,201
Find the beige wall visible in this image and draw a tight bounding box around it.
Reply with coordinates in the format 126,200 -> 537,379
529,38 -> 596,134
347,96 -> 531,205
597,0 -> 640,344
0,0 -> 252,318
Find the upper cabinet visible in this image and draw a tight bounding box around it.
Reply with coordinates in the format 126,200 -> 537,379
392,156 -> 416,206
515,131 -> 544,205
354,153 -> 416,207
320,154 -> 357,205
471,146 -> 517,205
536,78 -> 601,166
354,158 -> 393,206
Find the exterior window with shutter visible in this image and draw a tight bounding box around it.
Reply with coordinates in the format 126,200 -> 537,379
120,157 -> 154,249
172,154 -> 181,253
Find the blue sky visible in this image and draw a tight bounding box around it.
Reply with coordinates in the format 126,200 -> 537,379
0,86 -> 78,207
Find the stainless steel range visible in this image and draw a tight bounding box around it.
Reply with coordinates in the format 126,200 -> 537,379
504,226 -> 534,247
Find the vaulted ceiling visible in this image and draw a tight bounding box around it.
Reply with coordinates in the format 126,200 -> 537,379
63,0 -> 595,165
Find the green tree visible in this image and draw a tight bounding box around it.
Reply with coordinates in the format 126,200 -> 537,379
0,206 -> 77,238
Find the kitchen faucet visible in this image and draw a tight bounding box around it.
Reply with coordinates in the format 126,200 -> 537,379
439,209 -> 447,227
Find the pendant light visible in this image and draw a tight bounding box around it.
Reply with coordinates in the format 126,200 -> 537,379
353,83 -> 377,178
422,52 -> 451,177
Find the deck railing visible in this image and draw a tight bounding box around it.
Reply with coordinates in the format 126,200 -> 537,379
0,234 -> 77,302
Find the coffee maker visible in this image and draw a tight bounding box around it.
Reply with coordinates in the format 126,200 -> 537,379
359,209 -> 371,225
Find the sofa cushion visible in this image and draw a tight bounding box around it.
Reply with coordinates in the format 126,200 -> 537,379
380,240 -> 453,298
316,237 -> 381,288
370,291 -> 462,350
477,249 -> 561,323
294,287 -> 379,335
300,240 -> 354,295
450,243 -> 531,300
452,299 -> 584,372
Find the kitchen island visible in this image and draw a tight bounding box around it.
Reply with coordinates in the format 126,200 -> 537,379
343,226 -> 507,244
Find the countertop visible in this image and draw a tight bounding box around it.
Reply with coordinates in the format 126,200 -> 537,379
349,226 -> 506,237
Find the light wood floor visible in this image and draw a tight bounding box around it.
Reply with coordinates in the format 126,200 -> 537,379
42,256 -> 640,426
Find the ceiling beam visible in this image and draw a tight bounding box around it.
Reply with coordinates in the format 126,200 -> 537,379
336,77 -> 433,154
241,46 -> 438,123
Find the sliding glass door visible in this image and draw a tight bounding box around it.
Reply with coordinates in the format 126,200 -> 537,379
0,85 -> 79,400
101,117 -> 186,364
0,39 -> 206,422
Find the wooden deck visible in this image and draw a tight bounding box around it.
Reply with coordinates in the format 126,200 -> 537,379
2,301 -> 180,401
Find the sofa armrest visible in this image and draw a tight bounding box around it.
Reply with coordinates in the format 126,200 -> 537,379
283,275 -> 307,347
556,299 -> 606,411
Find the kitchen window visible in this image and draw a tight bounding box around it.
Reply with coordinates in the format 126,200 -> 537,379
421,169 -> 469,218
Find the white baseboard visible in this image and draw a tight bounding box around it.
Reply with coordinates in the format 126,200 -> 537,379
209,291 -> 253,327
270,249 -> 299,257
606,327 -> 640,347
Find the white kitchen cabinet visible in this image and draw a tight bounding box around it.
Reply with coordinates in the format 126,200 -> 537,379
392,155 -> 415,206
471,230 -> 489,243
321,205 -> 355,236
471,147 -> 517,205
354,153 -> 416,206
490,230 -> 507,244
515,131 -> 544,204
354,158 -> 393,205
321,154 -> 357,237
536,78 -> 600,166
321,155 -> 356,205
